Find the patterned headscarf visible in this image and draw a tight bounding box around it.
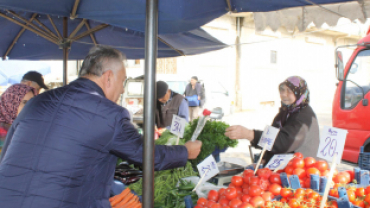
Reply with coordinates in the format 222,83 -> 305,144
0,84 -> 35,124
275,76 -> 310,128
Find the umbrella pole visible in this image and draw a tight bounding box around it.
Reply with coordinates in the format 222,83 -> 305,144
63,17 -> 68,86
143,0 -> 158,207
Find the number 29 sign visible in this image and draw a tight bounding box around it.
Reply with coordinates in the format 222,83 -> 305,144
317,126 -> 348,164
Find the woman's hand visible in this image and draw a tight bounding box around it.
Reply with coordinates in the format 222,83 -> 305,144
225,125 -> 254,140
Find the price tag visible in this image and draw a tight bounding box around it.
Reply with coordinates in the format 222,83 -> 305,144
317,126 -> 348,164
265,154 -> 294,170
196,155 -> 220,183
258,125 -> 280,151
170,115 -> 187,138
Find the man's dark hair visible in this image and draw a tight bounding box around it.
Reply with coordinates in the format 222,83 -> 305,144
79,46 -> 126,77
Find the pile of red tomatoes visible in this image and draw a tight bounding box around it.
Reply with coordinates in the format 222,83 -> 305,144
194,152 -> 355,208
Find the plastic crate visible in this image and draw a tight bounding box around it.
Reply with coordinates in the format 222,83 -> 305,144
359,146 -> 370,171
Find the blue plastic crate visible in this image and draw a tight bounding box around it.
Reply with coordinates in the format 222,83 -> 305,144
359,146 -> 370,171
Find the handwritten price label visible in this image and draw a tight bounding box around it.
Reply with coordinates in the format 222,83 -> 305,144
265,154 -> 294,170
196,155 -> 220,183
317,126 -> 347,164
258,125 -> 280,151
170,115 -> 187,138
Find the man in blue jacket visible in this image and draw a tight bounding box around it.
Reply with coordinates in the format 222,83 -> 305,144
0,46 -> 202,208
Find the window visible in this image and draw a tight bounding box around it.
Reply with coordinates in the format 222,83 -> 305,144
270,50 -> 277,64
127,81 -> 143,96
135,59 -> 140,65
342,50 -> 370,109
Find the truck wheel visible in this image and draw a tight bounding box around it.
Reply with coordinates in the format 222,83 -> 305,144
364,144 -> 370,152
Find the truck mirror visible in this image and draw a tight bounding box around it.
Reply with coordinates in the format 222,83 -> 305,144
363,99 -> 368,106
336,51 -> 344,80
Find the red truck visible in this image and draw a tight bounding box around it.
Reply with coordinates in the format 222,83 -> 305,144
333,31 -> 370,163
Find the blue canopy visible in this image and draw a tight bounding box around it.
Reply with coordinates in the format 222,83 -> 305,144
0,12 -> 227,60
0,60 -> 51,86
0,0 -> 357,34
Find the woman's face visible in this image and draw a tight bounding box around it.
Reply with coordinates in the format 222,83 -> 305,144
279,84 -> 296,106
17,91 -> 34,115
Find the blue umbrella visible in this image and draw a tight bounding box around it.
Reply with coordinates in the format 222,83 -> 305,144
0,60 -> 51,86
0,0 -> 358,34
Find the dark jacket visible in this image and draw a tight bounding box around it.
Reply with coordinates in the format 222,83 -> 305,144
251,105 -> 319,163
156,91 -> 184,128
0,78 -> 188,208
184,83 -> 205,107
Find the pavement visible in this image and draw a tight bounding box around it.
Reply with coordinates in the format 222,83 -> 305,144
219,107 -> 356,172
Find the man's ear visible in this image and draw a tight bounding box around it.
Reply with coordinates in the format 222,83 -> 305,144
103,70 -> 114,88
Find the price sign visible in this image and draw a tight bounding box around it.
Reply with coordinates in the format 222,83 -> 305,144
170,115 -> 187,138
196,155 -> 220,183
265,154 -> 294,170
258,125 -> 280,151
317,126 -> 348,164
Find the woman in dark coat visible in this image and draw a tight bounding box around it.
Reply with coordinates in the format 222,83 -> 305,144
0,84 -> 35,153
225,76 -> 319,164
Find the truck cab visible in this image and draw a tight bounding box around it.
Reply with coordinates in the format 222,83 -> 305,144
333,34 -> 370,163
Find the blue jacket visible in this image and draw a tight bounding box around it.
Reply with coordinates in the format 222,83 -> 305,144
0,78 -> 188,208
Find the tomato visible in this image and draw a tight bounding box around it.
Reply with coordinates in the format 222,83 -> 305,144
257,168 -> 272,179
303,157 -> 316,168
280,188 -> 293,198
268,183 -> 282,196
241,194 -> 251,202
261,191 -> 274,201
269,173 -> 282,185
347,190 -> 356,203
194,206 -> 204,208
295,188 -> 305,196
308,192 -> 319,200
340,171 -> 351,184
208,190 -> 219,202
346,170 -> 355,182
353,201 -> 365,208
229,198 -> 243,208
218,198 -> 229,206
321,170 -> 330,177
293,168 -> 306,179
303,177 -> 310,188
365,194 -> 370,204
218,188 -> 226,196
259,178 -> 270,191
306,167 -> 320,178
366,186 -> 370,195
291,158 -> 305,169
333,173 -> 348,184
329,189 -> 339,197
242,183 -> 249,189
243,169 -> 255,178
249,196 -> 265,207
224,188 -> 237,200
315,160 -> 329,172
206,200 -> 217,207
248,176 -> 260,186
210,203 -> 222,208
288,198 -> 300,208
231,176 -> 243,187
330,201 -> 339,208
293,152 -> 303,159
242,188 -> 249,195
228,184 -> 236,188
356,187 -> 365,197
239,203 -> 253,208
197,197 -> 208,206
305,188 -> 313,196
235,187 -> 243,194
248,185 -> 262,197
285,166 -> 294,174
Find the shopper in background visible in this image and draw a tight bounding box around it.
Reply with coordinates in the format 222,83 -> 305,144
0,84 -> 35,152
225,76 -> 319,164
21,71 -> 49,95
184,76 -> 204,121
156,81 -> 189,129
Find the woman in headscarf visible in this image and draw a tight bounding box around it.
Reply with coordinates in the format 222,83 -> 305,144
225,76 -> 319,164
0,84 -> 35,152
